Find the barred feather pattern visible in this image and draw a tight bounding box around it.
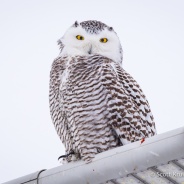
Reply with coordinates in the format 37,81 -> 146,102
49,54 -> 156,163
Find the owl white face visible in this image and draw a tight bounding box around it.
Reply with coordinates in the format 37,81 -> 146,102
59,22 -> 122,63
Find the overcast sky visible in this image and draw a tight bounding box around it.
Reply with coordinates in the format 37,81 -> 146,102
0,0 -> 184,183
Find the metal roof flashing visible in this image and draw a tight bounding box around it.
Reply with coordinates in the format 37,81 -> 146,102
2,170 -> 45,184
2,127 -> 184,184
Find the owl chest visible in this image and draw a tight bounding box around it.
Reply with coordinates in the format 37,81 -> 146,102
59,63 -> 106,113
60,61 -> 99,92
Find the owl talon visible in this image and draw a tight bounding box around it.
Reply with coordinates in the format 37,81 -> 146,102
58,150 -> 75,160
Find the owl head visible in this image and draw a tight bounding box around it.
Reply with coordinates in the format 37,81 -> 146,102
58,20 -> 123,64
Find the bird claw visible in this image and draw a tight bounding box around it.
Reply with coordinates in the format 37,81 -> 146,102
58,150 -> 75,160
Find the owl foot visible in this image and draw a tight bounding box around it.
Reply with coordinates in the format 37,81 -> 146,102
58,150 -> 74,160
58,150 -> 77,164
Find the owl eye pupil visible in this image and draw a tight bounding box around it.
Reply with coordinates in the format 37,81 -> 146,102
100,38 -> 108,43
76,35 -> 84,40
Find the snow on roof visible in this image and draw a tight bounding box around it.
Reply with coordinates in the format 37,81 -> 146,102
3,127 -> 184,184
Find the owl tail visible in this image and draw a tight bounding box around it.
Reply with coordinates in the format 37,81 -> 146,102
80,149 -> 96,164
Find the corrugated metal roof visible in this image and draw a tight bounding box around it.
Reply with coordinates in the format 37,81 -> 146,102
109,159 -> 184,184
3,127 -> 184,184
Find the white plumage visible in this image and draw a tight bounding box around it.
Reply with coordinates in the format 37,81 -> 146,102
49,20 -> 156,163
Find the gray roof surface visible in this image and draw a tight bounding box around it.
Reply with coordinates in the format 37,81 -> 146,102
3,127 -> 184,184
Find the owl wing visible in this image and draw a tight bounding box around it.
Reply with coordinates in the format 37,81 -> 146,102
49,56 -> 73,154
114,63 -> 157,136
100,58 -> 156,145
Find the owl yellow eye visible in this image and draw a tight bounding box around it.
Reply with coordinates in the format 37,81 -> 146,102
76,35 -> 84,40
100,38 -> 108,43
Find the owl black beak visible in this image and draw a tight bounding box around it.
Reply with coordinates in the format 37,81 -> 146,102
88,45 -> 92,54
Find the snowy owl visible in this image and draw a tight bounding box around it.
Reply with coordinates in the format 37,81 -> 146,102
49,20 -> 156,163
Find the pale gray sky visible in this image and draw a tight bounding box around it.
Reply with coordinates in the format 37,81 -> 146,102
0,0 -> 184,183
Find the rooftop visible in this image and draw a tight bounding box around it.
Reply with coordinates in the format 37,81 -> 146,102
3,127 -> 184,184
